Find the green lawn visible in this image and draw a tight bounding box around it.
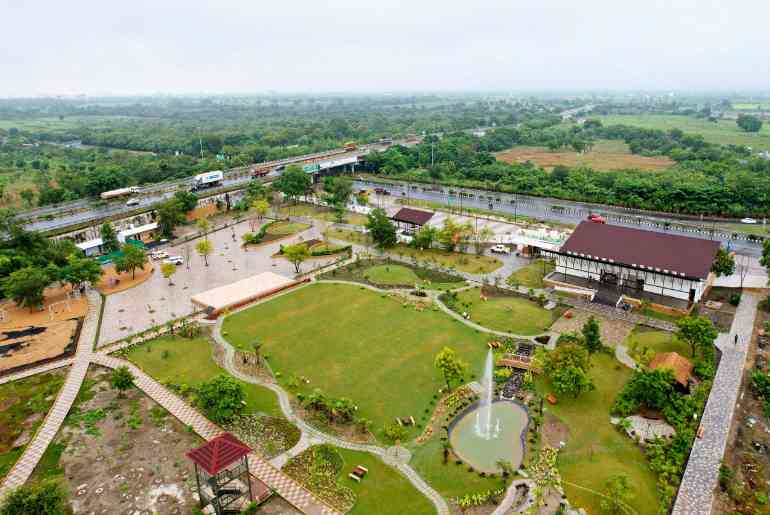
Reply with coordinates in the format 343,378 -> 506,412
451,287 -> 560,335
536,353 -> 658,515
637,306 -> 684,325
279,204 -> 369,226
266,221 -> 311,236
338,448 -> 435,515
221,283 -> 490,438
624,326 -> 690,366
408,432 -> 503,500
363,264 -> 465,291
0,370 -> 66,481
507,259 -> 555,289
598,114 -> 770,151
124,336 -> 282,417
394,246 -> 502,275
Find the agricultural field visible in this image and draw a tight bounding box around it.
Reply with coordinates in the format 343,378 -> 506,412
598,114 -> 770,151
496,140 -> 674,171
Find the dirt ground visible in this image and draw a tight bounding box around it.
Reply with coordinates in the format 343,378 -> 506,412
96,262 -> 155,295
186,204 -> 221,222
551,309 -> 635,347
496,143 -> 673,171
0,319 -> 78,374
0,284 -> 87,329
51,368 -> 204,514
541,412 -> 570,449
714,305 -> 770,514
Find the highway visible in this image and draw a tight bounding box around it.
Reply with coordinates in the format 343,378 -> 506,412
353,179 -> 765,257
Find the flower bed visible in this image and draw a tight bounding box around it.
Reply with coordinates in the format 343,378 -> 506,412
283,445 -> 356,513
227,414 -> 301,459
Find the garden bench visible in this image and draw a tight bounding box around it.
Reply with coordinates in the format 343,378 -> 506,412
349,465 -> 369,482
396,416 -> 415,426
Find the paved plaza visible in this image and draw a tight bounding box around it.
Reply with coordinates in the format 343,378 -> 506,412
98,219 -> 337,346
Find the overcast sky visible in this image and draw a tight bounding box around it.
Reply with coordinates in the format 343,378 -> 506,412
3,0 -> 769,97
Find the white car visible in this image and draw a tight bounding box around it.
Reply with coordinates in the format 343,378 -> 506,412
163,256 -> 184,266
741,218 -> 758,224
150,250 -> 168,260
125,198 -> 140,207
490,244 -> 511,254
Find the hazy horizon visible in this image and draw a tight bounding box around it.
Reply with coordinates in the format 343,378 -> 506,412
4,0 -> 770,97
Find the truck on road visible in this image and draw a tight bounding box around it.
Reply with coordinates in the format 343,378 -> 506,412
344,141 -> 357,151
191,170 -> 224,191
100,187 -> 140,200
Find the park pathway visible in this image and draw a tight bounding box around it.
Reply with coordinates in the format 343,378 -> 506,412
0,289 -> 341,515
672,291 -> 759,515
212,313 -> 451,515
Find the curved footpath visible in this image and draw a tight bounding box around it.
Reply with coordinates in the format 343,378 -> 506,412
212,313 -> 451,515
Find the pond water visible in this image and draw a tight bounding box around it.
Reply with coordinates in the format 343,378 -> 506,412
449,400 -> 529,473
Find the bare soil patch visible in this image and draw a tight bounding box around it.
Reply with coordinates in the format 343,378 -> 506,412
0,284 -> 87,329
95,262 -> 155,295
541,412 -> 570,449
186,204 -> 221,222
496,143 -> 673,171
0,319 -> 79,374
42,368 -> 204,514
551,309 -> 634,347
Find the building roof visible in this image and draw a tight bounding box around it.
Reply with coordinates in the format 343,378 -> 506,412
190,271 -> 297,313
560,222 -> 720,279
392,207 -> 434,226
649,352 -> 693,386
119,222 -> 158,241
76,238 -> 104,251
186,433 -> 252,476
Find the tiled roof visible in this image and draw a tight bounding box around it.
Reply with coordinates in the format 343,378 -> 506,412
186,432 -> 252,475
649,352 -> 694,386
391,207 -> 434,226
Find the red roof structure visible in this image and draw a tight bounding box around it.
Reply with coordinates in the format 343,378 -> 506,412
560,222 -> 720,279
392,207 -> 434,226
186,433 -> 253,475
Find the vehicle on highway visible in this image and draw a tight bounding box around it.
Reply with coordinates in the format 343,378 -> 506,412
344,141 -> 357,151
374,187 -> 390,195
125,198 -> 140,207
163,256 -> 184,266
150,250 -> 169,260
588,213 -> 607,224
490,244 -> 511,254
251,167 -> 271,179
741,218 -> 758,224
191,170 -> 224,191
100,186 -> 140,200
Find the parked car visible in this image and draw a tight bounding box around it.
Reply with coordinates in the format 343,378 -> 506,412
490,244 -> 511,254
741,217 -> 758,224
125,198 -> 140,207
163,256 -> 183,266
150,251 -> 169,260
588,213 -> 607,224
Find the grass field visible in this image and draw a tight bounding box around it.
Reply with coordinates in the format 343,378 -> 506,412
0,370 -> 66,480
266,221 -> 311,236
598,114 -> 770,151
363,264 -> 465,290
536,352 -> 658,515
496,140 -> 674,171
125,335 -> 282,417
221,283 -> 490,438
0,115 -> 141,131
624,326 -> 690,366
278,204 -> 368,226
451,287 -> 561,335
507,259 -> 555,289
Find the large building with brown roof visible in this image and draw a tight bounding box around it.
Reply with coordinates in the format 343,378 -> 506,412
541,222 -> 721,305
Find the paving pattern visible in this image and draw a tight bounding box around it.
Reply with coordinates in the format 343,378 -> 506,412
672,291 -> 759,515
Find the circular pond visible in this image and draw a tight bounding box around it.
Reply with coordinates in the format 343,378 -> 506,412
449,400 -> 529,473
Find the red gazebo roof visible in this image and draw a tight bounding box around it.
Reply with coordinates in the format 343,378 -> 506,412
186,432 -> 253,475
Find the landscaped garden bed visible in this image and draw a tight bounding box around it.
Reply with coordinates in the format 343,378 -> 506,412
278,203 -> 368,226
624,326 -> 690,366
318,258 -> 466,291
284,444 -> 434,515
242,219 -> 311,246
0,369 -> 66,481
441,286 -> 565,336
221,282 -> 490,441
506,259 -> 555,289
275,239 -> 352,259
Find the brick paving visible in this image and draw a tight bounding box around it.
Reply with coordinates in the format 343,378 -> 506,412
0,358 -> 74,386
672,291 -> 759,515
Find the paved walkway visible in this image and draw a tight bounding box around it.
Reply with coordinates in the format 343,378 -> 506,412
672,291 -> 759,515
0,288 -> 340,515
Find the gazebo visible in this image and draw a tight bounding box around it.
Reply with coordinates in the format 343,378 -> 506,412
391,207 -> 434,234
186,433 -> 271,514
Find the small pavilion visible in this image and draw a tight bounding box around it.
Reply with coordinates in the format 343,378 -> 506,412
186,433 -> 271,514
391,207 -> 434,234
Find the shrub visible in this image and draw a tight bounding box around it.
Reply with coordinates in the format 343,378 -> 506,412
110,366 -> 135,395
382,422 -> 408,443
195,375 -> 245,424
0,479 -> 68,515
729,293 -> 741,306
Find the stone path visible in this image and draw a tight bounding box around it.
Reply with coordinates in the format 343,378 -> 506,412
672,291 -> 759,515
212,313 -> 451,515
0,358 -> 75,386
0,288 -> 340,515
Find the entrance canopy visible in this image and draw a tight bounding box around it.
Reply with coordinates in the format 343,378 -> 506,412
191,272 -> 299,314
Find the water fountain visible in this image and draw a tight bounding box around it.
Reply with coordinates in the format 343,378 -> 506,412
449,349 -> 530,473
474,349 -> 501,440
